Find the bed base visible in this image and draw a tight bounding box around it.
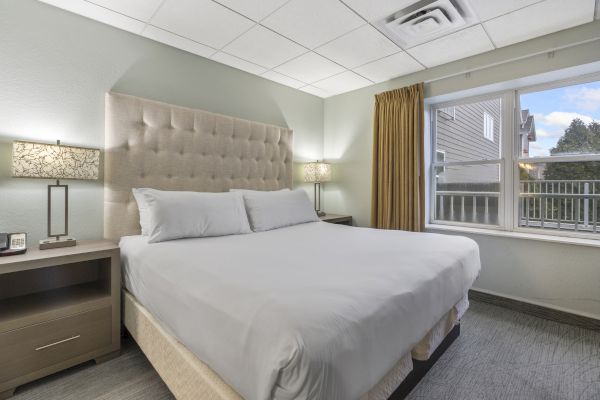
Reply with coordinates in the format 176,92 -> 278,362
124,290 -> 460,400
389,324 -> 460,399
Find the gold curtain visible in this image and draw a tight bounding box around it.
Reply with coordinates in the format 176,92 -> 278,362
371,83 -> 425,232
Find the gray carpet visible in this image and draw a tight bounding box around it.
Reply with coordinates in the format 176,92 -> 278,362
12,301 -> 600,400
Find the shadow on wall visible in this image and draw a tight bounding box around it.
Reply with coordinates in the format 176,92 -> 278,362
110,50 -> 290,129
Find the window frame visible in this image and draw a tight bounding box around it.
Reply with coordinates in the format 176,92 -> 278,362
430,91 -> 511,230
512,77 -> 600,240
483,111 -> 494,142
430,73 -> 600,240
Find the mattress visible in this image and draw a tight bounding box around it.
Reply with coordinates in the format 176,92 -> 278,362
121,221 -> 480,400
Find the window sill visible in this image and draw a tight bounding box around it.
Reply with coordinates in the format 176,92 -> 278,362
425,224 -> 600,249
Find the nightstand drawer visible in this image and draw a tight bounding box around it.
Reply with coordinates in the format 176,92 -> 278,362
0,306 -> 111,383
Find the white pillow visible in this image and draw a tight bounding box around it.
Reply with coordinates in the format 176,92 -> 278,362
132,188 -> 152,236
229,188 -> 290,193
141,189 -> 251,243
242,189 -> 319,232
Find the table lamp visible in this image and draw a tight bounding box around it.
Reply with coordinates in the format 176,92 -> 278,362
12,140 -> 100,249
303,160 -> 331,217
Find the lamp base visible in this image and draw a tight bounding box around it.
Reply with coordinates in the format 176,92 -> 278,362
39,236 -> 77,250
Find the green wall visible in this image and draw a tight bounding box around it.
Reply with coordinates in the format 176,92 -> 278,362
0,0 -> 324,245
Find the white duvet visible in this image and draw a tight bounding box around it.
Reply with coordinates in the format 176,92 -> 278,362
120,221 -> 480,400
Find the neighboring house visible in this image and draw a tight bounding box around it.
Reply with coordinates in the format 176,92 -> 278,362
435,98 -> 501,184
519,109 -> 544,178
435,101 -> 538,184
520,109 -> 537,157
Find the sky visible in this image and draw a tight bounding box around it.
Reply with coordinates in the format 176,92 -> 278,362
520,80 -> 600,157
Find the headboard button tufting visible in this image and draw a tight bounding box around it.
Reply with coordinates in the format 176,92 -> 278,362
104,92 -> 293,240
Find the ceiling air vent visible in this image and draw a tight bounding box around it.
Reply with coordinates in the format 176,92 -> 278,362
375,0 -> 477,48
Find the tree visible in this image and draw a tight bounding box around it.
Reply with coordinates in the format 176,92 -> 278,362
543,119 -> 600,180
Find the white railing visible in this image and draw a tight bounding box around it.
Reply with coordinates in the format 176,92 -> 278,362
435,180 -> 600,233
435,190 -> 500,225
520,180 -> 600,233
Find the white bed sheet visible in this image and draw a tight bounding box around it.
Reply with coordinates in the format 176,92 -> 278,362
121,221 -> 480,400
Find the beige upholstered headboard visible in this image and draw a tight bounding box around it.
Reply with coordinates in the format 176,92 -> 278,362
104,92 -> 293,240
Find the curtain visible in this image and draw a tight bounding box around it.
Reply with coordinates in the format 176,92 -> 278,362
371,83 -> 425,231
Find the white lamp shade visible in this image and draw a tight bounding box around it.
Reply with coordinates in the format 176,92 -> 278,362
303,161 -> 332,183
12,141 -> 100,180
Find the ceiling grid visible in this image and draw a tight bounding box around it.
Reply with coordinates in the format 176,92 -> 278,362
39,0 -> 598,97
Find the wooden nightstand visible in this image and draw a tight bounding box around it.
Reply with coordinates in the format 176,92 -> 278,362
0,240 -> 121,399
320,214 -> 353,225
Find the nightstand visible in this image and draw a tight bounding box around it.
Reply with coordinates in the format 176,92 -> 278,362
320,214 -> 353,225
0,240 -> 121,399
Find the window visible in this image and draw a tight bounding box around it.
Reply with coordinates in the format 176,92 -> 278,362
517,79 -> 600,236
435,150 -> 446,177
432,96 -> 503,227
483,112 -> 494,141
431,77 -> 600,238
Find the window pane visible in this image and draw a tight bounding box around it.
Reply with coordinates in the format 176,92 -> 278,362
434,163 -> 501,225
519,162 -> 600,234
435,98 -> 502,162
519,80 -> 600,158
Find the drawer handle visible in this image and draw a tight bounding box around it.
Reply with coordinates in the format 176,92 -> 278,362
35,335 -> 81,351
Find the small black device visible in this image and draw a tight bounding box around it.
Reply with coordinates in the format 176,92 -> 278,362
0,233 -> 28,256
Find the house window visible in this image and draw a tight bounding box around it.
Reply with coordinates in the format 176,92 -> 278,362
430,77 -> 600,239
483,112 -> 494,141
434,150 -> 446,178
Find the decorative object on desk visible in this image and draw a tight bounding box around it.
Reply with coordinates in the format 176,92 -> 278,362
303,160 -> 331,217
12,140 -> 100,250
0,233 -> 27,256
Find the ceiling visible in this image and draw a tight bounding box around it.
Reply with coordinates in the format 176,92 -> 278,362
38,0 -> 600,98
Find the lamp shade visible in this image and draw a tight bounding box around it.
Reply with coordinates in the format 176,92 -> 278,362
12,141 -> 100,180
303,161 -> 331,183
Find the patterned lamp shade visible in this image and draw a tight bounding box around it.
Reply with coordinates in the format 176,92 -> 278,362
303,161 -> 332,183
12,141 -> 100,180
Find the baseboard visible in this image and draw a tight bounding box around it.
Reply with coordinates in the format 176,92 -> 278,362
469,289 -> 600,331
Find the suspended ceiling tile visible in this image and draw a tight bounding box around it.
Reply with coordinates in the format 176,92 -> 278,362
312,70 -> 372,95
406,25 -> 494,68
298,85 -> 333,98
222,25 -> 307,69
38,0 -> 146,33
262,0 -> 365,49
483,0 -> 595,48
341,0 -> 419,22
274,52 -> 345,84
143,25 -> 216,58
88,0 -> 164,21
211,51 -> 268,75
316,25 -> 401,68
354,51 -> 424,83
469,0 -> 541,22
215,0 -> 290,21
151,0 -> 254,49
261,70 -> 306,88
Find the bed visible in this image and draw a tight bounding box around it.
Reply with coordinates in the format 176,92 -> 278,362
104,92 -> 481,400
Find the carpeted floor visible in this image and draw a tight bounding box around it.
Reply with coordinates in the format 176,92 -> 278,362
11,301 -> 600,400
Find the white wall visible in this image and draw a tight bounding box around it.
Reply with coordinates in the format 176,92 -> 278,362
323,22 -> 600,319
0,0 -> 324,245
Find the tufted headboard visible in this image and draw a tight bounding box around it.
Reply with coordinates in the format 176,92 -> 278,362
104,92 -> 293,240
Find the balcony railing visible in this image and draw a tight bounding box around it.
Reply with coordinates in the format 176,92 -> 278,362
520,180 -> 600,233
434,180 -> 600,234
435,190 -> 500,225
